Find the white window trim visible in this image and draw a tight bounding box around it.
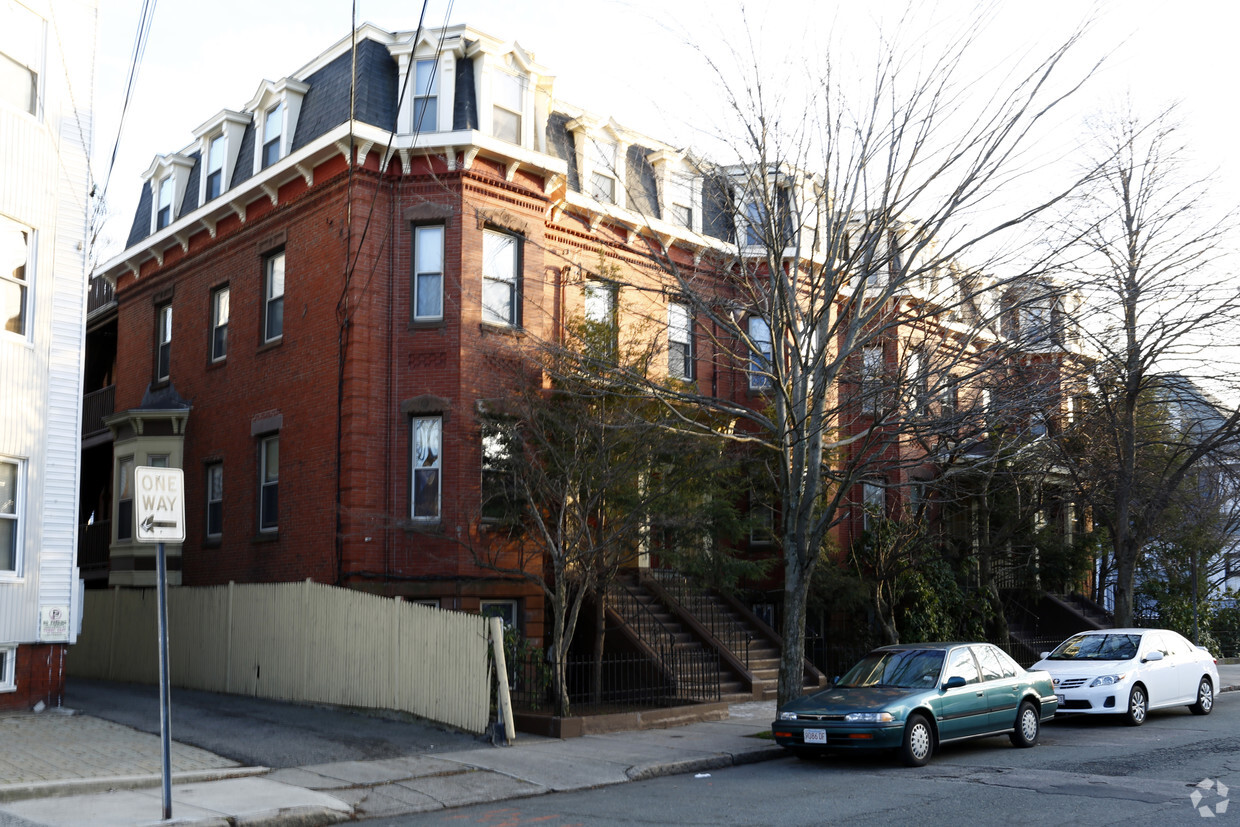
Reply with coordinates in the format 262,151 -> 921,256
0,456 -> 24,579
748,316 -> 772,390
259,435 -> 279,533
156,303 -> 172,382
206,463 -> 223,539
211,286 -> 229,362
0,644 -> 14,692
411,416 -> 442,521
480,599 -> 519,630
0,215 -> 33,341
481,229 -> 519,327
412,224 -> 444,322
389,36 -> 462,137
264,250 -> 285,343
141,154 -> 195,235
244,77 -> 310,176
568,118 -> 629,211
192,110 -> 249,204
668,302 -> 693,380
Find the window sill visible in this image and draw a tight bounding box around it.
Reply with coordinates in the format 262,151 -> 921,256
399,519 -> 442,533
409,319 -> 446,330
203,537 -> 222,548
258,337 -> 283,354
206,358 -> 226,371
479,322 -> 525,338
251,531 -> 279,543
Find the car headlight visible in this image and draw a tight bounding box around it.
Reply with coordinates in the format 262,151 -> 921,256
1090,674 -> 1125,687
779,711 -> 798,721
844,712 -> 894,723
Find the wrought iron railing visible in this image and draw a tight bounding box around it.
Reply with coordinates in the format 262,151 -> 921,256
648,569 -> 754,669
82,384 -> 115,438
607,578 -> 720,703
507,650 -> 722,713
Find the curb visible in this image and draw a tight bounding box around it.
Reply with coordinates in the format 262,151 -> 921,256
0,766 -> 270,804
624,746 -> 785,782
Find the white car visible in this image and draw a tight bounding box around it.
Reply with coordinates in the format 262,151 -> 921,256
1032,628 -> 1219,726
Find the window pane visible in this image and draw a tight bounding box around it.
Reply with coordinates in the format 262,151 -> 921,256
264,103 -> 283,141
1,278 -> 25,334
0,460 -> 16,566
492,107 -> 520,144
415,59 -> 438,95
411,417 -> 441,520
267,253 -> 285,299
493,72 -> 522,111
415,226 -> 443,273
590,172 -> 615,203
482,231 -> 517,325
0,52 -> 35,115
584,281 -> 613,324
263,439 -> 279,483
416,274 -> 442,319
412,96 -> 437,133
0,520 -> 14,571
265,253 -> 284,341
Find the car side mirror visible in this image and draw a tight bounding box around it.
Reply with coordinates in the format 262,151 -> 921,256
1040,652 -> 1050,660
1143,650 -> 1164,662
943,675 -> 967,690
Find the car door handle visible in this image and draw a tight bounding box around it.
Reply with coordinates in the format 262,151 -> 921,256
976,691 -> 985,697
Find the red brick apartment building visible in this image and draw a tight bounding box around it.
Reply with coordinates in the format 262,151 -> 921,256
87,22 -> 1077,651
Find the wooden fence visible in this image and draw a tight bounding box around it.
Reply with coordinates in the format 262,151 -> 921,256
67,581 -> 491,734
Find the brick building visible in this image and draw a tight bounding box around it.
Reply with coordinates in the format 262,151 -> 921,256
91,22 -> 1079,656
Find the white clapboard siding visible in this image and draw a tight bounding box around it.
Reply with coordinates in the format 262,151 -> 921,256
69,581 -> 490,733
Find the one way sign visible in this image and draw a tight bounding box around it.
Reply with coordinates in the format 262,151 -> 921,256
134,466 -> 186,543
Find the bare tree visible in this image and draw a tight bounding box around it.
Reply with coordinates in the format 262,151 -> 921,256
574,12 -> 1106,705
1049,105 -> 1240,627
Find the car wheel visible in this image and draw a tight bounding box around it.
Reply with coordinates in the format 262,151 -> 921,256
1125,684 -> 1148,726
1189,677 -> 1214,716
900,713 -> 934,767
1009,700 -> 1040,748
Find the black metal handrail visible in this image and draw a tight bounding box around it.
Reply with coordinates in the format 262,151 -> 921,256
649,569 -> 753,669
607,578 -> 720,703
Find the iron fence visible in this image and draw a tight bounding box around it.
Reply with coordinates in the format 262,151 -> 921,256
506,649 -> 720,715
648,569 -> 755,668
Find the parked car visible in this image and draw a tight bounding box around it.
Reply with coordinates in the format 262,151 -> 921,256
1032,628 -> 1219,726
771,642 -> 1058,767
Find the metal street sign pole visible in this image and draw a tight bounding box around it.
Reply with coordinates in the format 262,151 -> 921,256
156,539 -> 172,819
133,466 -> 185,821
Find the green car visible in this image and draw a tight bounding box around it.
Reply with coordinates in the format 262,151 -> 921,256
772,642 -> 1059,766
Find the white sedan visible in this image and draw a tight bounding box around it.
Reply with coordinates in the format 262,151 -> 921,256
1032,628 -> 1219,726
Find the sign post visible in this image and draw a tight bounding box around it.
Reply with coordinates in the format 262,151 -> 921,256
133,466 -> 185,820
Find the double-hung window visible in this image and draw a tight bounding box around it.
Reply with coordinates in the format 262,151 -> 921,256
210,286 -> 229,361
668,302 -> 694,380
412,225 -> 444,322
0,2 -> 42,117
492,71 -> 523,145
589,139 -> 617,204
206,463 -> 223,538
583,279 -> 616,359
0,457 -> 22,574
259,435 -> 278,532
0,644 -> 13,692
264,251 -> 284,342
156,176 -> 173,230
262,102 -> 283,169
481,229 -> 519,326
1,215 -> 30,337
155,303 -> 172,382
747,316 -> 772,390
862,481 -> 884,531
481,425 -> 516,522
412,58 -> 438,133
205,135 -> 225,200
116,457 -> 134,541
411,416 -> 441,521
861,346 -> 883,413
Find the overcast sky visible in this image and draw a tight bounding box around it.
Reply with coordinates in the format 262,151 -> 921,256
90,0 -> 1240,262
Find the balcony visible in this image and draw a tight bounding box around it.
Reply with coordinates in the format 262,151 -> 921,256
82,384 -> 115,444
86,276 -> 115,317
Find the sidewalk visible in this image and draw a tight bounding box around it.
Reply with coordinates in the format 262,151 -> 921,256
1,665 -> 1237,826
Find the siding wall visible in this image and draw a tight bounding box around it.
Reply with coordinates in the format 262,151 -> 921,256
67,580 -> 491,733
0,0 -> 94,654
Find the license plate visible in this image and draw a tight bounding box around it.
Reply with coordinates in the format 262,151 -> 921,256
1055,694 -> 1064,706
804,728 -> 827,744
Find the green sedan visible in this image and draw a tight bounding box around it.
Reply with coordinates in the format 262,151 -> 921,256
772,642 -> 1059,766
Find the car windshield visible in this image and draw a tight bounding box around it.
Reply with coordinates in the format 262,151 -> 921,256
1048,633 -> 1140,661
837,649 -> 945,689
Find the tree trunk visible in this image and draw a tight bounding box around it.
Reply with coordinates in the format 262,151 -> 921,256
1113,544 -> 1137,627
777,567 -> 811,708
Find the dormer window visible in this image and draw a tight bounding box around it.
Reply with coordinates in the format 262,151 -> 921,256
589,139 -> 618,204
413,59 -> 438,133
246,78 -> 309,175
156,176 -> 174,230
142,153 -> 194,234
193,109 -> 247,204
205,135 -> 225,200
262,102 -> 284,169
492,71 -> 523,144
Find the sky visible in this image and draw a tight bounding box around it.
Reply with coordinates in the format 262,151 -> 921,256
89,0 -> 1240,265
